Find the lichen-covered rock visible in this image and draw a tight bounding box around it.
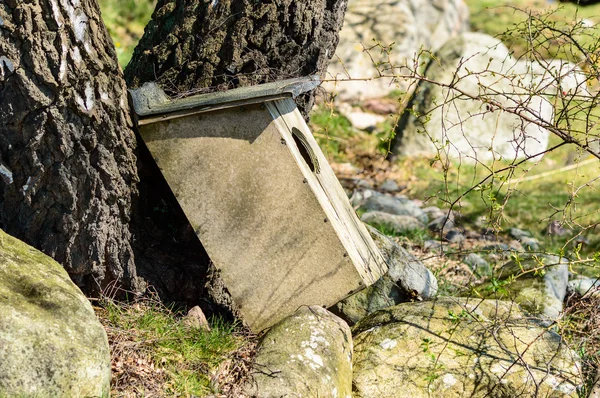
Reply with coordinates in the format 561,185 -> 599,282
335,226 -> 437,324
352,297 -> 582,397
392,32 -> 557,162
245,306 -> 352,397
0,229 -> 111,397
325,0 -> 470,100
478,255 -> 569,321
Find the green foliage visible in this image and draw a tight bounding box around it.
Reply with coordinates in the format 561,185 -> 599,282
465,0 -> 600,61
98,0 -> 155,67
310,104 -> 395,161
371,221 -> 430,244
310,105 -> 355,160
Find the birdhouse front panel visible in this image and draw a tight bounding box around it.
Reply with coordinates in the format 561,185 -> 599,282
133,79 -> 387,331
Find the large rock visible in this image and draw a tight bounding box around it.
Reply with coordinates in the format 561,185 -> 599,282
325,0 -> 470,100
0,229 -> 111,397
335,225 -> 437,324
361,212 -> 425,234
245,306 -> 353,397
478,255 -> 569,321
390,32 -> 577,162
361,194 -> 428,223
352,297 -> 582,397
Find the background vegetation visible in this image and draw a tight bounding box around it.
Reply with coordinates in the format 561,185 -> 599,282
97,0 -> 600,395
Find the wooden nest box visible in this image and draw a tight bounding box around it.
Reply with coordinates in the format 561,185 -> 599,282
130,77 -> 387,331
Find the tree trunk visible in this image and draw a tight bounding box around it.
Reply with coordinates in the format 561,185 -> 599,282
123,0 -> 349,313
0,0 -> 348,318
0,0 -> 224,314
125,0 -> 348,117
0,0 -> 140,292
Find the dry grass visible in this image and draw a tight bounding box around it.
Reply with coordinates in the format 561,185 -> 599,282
93,291 -> 257,397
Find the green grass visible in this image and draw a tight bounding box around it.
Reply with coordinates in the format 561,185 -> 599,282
310,104 -> 396,162
465,0 -> 600,61
399,139 -> 600,252
97,296 -> 246,396
98,0 -> 155,67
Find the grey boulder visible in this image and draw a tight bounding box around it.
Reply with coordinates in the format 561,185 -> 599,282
0,229 -> 111,397
335,225 -> 437,324
325,0 -> 469,100
392,32 -> 556,162
361,194 -> 428,223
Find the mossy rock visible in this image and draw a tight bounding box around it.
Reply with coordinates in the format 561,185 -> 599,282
476,255 -> 569,320
352,297 -> 581,397
0,229 -> 110,397
335,225 -> 437,324
245,306 -> 353,397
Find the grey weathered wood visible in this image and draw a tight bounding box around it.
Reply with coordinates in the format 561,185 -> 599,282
130,76 -> 320,118
137,93 -> 386,331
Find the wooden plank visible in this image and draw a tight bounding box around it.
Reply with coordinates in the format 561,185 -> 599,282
137,94 -> 289,126
130,76 -> 320,118
266,98 -> 387,285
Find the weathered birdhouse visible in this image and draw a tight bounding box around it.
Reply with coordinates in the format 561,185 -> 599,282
129,77 -> 387,331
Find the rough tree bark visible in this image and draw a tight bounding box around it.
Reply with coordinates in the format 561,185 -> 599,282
125,0 -> 350,313
125,0 -> 348,116
0,0 -> 348,316
0,0 -> 141,292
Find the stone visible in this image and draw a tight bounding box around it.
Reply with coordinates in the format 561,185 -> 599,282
509,227 -> 532,240
463,253 -> 491,277
135,84 -> 388,331
478,255 -> 569,320
547,220 -> 572,237
361,194 -> 428,223
379,179 -> 401,193
392,32 -> 556,162
361,211 -> 425,234
352,297 -> 582,397
568,276 -> 600,297
335,225 -> 438,324
508,239 -> 525,252
422,206 -> 445,220
444,229 -> 465,244
244,306 -> 352,397
428,213 -> 455,233
338,103 -> 387,131
0,229 -> 111,397
184,305 -> 211,331
424,239 -> 445,252
520,236 -> 541,251
509,228 -> 540,250
325,0 -> 470,100
349,188 -> 380,207
356,179 -> 375,189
